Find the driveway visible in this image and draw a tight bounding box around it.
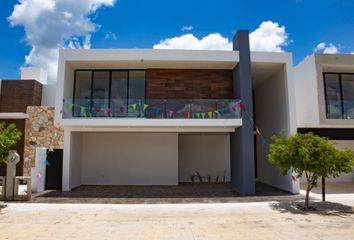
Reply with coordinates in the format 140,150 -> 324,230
0,201 -> 353,240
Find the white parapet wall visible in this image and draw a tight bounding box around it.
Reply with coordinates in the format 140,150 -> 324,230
21,67 -> 47,85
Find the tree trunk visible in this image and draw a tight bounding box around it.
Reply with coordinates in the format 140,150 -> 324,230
305,187 -> 310,209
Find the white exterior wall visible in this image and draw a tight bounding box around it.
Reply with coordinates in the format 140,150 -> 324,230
31,148 -> 47,193
80,132 -> 178,185
70,132 -> 83,188
294,54 -> 354,127
41,84 -> 57,106
254,67 -> 298,193
294,55 -> 320,127
178,134 -> 230,182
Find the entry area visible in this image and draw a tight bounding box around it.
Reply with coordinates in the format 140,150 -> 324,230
251,60 -> 298,193
66,132 -> 232,190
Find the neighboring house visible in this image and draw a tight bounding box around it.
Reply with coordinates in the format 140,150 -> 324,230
55,31 -> 299,194
0,69 -> 44,176
294,54 -> 354,182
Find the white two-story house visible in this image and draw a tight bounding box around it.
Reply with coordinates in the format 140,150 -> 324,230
54,31 -> 299,194
294,53 -> 354,183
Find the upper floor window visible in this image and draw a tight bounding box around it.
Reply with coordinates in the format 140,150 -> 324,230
324,73 -> 354,119
73,70 -> 146,117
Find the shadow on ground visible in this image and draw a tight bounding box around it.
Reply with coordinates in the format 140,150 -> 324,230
0,204 -> 7,213
270,201 -> 354,217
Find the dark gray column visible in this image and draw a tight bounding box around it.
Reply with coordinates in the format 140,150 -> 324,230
230,30 -> 255,195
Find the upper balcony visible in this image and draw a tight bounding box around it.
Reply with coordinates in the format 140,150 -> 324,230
59,99 -> 242,132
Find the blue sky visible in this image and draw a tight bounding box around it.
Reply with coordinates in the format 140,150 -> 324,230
0,0 -> 354,81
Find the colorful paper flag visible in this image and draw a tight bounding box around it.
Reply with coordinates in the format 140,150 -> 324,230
182,111 -> 189,118
155,108 -> 161,115
207,112 -> 213,118
48,147 -> 54,152
106,108 -> 111,113
131,104 -> 137,110
239,102 -> 247,111
36,173 -> 43,180
219,109 -> 225,116
44,159 -> 50,166
80,106 -> 86,114
68,103 -> 75,109
256,128 -> 261,136
227,106 -> 232,113
143,104 -> 149,111
168,110 -> 174,118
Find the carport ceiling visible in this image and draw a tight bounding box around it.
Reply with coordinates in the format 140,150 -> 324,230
251,62 -> 284,88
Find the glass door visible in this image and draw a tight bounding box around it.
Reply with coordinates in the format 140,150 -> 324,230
111,71 -> 128,117
128,71 -> 146,117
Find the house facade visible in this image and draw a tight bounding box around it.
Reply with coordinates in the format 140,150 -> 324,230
54,31 -> 299,194
0,70 -> 43,177
294,54 -> 354,182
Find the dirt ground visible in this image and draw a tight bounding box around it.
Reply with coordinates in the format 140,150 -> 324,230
0,201 -> 353,240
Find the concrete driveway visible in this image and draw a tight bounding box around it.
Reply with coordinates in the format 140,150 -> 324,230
0,201 -> 353,240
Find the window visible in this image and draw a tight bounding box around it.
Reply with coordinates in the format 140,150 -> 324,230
92,71 -> 110,117
342,74 -> 354,119
324,73 -> 354,119
128,71 -> 146,117
74,71 -> 92,117
111,71 -> 128,117
73,70 -> 146,117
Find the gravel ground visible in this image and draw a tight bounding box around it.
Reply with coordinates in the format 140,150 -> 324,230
0,201 -> 353,240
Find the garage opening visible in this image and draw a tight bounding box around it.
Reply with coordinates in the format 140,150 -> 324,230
68,131 -> 233,190
70,132 -> 179,188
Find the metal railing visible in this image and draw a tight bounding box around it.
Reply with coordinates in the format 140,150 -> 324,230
62,99 -> 242,119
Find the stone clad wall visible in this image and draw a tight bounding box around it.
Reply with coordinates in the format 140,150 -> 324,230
23,106 -> 64,176
146,69 -> 233,99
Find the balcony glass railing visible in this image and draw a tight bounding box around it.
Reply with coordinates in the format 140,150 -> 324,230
62,99 -> 242,119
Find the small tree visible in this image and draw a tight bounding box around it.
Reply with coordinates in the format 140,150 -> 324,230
0,122 -> 22,165
268,132 -> 354,209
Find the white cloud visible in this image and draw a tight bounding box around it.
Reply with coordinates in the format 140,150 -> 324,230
314,42 -> 339,54
249,21 -> 288,52
8,0 -> 116,82
181,25 -> 193,31
153,33 -> 232,50
154,21 -> 289,52
105,31 -> 118,41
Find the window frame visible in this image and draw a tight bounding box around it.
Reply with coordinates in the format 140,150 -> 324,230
73,69 -> 146,117
323,72 -> 354,119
